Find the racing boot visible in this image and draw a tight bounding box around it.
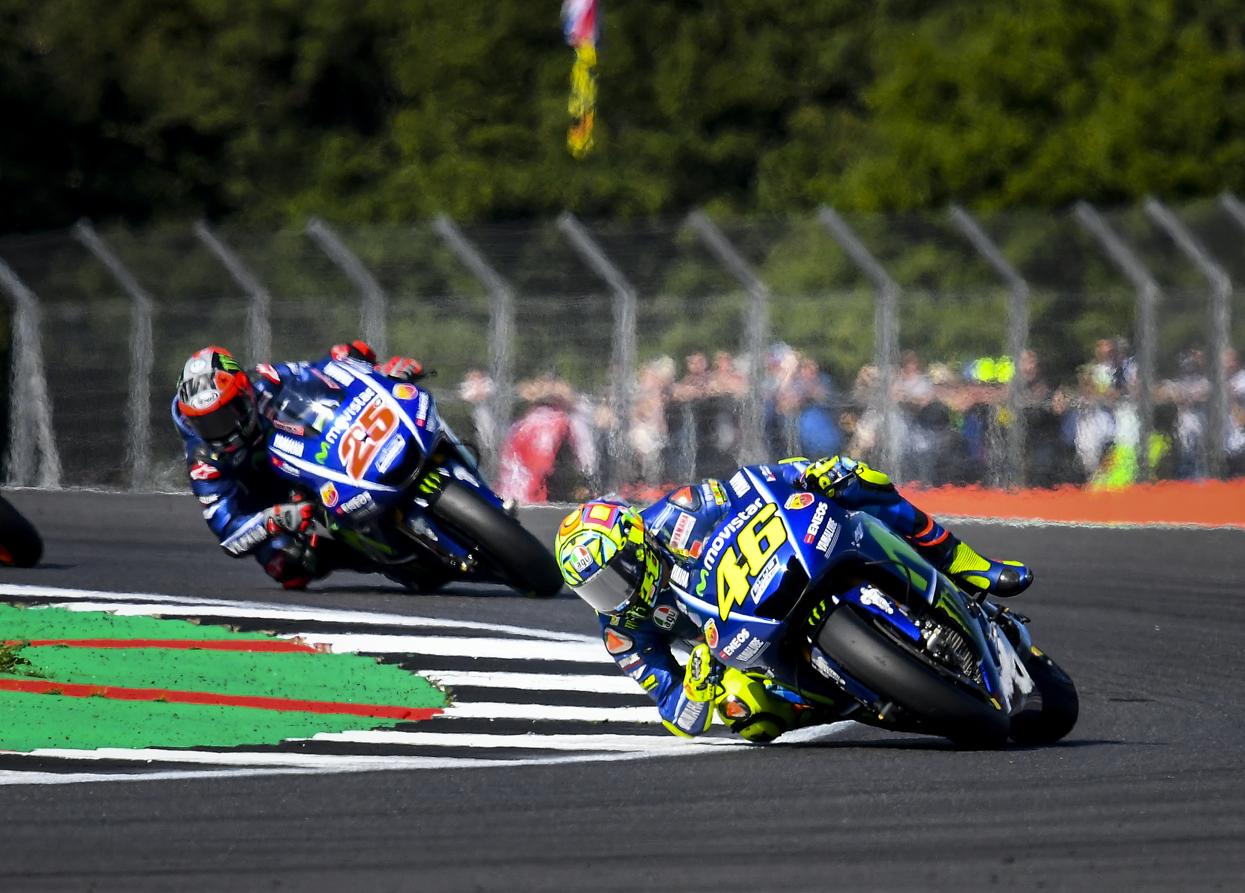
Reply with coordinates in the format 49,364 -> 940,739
914,526 -> 1032,597
798,455 -> 1032,597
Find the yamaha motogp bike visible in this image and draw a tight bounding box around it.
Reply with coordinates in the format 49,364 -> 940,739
672,466 -> 1077,747
264,358 -> 562,597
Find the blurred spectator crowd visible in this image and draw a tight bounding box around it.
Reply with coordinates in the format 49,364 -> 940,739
457,338 -> 1245,503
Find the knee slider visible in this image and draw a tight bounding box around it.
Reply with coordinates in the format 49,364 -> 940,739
732,714 -> 787,744
715,668 -> 799,743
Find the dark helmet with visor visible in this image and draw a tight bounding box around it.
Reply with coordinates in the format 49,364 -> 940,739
554,500 -> 667,615
176,346 -> 259,452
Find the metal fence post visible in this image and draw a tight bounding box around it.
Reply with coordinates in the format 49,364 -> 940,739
557,212 -> 637,488
1145,197 -> 1232,478
1073,202 -> 1158,479
72,220 -> 153,490
194,221 -> 273,364
0,256 -> 62,487
948,205 -> 1031,487
1220,192 -> 1245,232
432,215 -> 514,477
685,210 -> 769,466
818,206 -> 903,478
305,218 -> 387,356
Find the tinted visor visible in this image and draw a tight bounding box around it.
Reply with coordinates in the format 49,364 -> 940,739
186,396 -> 258,448
577,561 -> 641,615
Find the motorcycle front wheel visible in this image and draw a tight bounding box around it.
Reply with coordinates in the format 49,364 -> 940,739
429,480 -> 563,598
818,605 -> 1010,749
1008,648 -> 1078,745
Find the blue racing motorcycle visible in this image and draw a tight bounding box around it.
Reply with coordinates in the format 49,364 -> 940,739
672,466 -> 1078,747
263,358 -> 562,597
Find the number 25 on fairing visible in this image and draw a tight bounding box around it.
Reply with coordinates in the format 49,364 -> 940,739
338,398 -> 397,480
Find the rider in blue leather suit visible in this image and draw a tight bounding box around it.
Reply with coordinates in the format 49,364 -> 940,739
554,457 -> 1032,742
172,340 -> 424,588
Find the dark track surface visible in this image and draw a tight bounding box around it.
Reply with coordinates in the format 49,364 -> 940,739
1,489 -> 1243,892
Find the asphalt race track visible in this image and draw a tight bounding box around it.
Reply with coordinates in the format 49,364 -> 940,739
1,489 -> 1243,892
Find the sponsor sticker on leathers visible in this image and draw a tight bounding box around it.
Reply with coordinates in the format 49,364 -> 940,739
604,629 -> 633,654
189,461 -> 219,481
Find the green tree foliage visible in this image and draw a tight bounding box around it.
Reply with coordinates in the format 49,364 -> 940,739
2,0 -> 1244,234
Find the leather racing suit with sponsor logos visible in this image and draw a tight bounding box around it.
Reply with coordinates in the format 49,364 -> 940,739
599,456 -> 974,738
172,355 -> 359,584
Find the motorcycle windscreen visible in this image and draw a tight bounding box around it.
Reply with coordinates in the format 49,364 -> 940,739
269,379 -> 342,435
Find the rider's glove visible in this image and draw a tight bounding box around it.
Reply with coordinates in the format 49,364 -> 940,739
262,496 -> 315,537
800,456 -> 848,496
378,356 -> 425,382
263,532 -> 322,590
330,340 -> 378,364
682,642 -> 725,703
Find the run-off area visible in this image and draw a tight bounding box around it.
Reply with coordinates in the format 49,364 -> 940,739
0,584 -> 846,784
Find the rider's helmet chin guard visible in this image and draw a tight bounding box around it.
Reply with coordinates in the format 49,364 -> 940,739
177,346 -> 260,454
555,500 -> 666,616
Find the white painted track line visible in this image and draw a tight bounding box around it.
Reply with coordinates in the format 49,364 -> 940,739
284,633 -> 606,662
443,702 -> 658,722
1,589 -> 595,643
310,731 -> 749,750
422,669 -> 638,693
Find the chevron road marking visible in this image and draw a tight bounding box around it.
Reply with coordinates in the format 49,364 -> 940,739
0,584 -> 851,785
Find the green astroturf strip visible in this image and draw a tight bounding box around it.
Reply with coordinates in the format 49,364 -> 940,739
0,691 -> 411,751
0,603 -> 273,641
9,647 -> 446,706
0,604 -> 449,752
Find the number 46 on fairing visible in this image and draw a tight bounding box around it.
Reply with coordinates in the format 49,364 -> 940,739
717,502 -> 789,620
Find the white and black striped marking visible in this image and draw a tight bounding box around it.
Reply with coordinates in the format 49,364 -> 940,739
0,584 -> 846,785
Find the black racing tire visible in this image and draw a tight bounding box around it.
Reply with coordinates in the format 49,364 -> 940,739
430,480 -> 563,598
1009,650 -> 1079,745
818,605 -> 1009,749
0,494 -> 42,568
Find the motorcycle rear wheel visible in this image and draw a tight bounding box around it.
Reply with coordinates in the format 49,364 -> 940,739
429,480 -> 563,598
818,605 -> 1010,749
1008,650 -> 1078,745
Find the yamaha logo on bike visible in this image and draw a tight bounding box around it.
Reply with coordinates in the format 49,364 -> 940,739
272,433 -> 304,458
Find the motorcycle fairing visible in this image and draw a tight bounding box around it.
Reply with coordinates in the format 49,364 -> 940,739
262,360 -> 501,572
676,466 -> 1009,712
